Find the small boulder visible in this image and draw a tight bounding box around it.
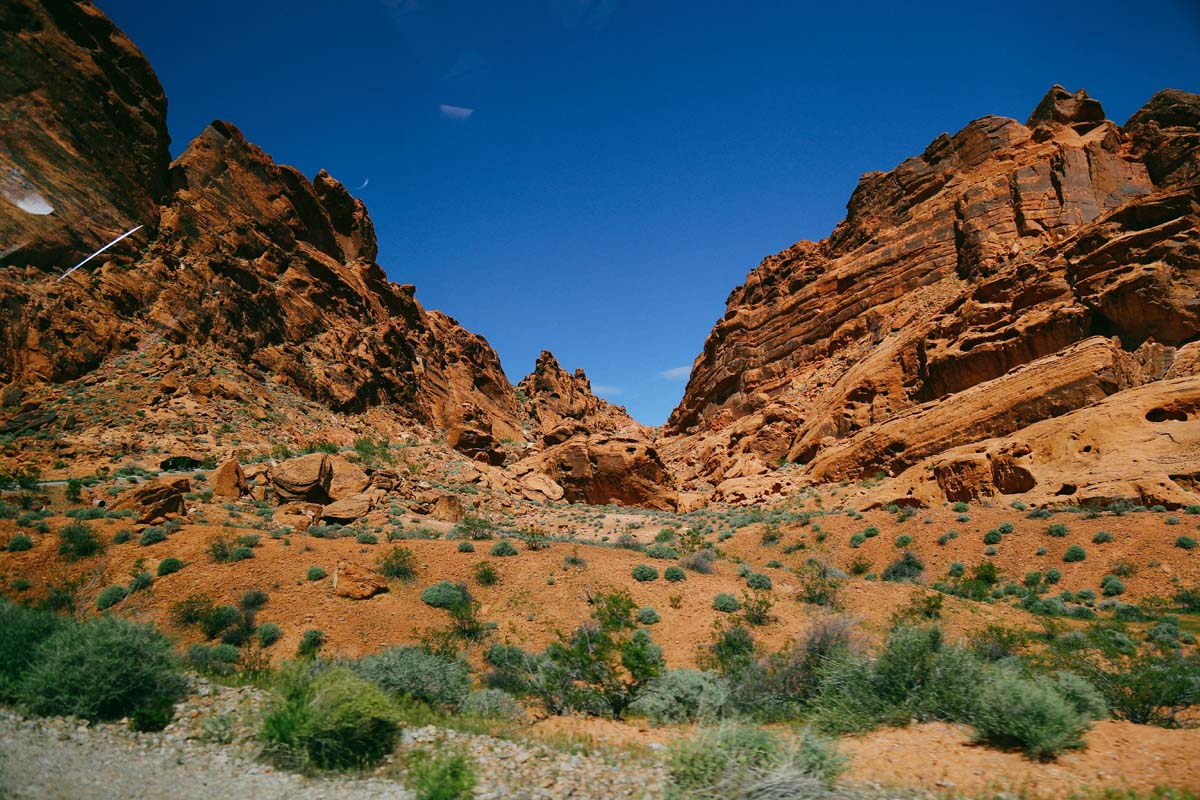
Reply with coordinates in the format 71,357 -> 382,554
430,494 -> 465,523
276,501 -> 323,532
321,494 -> 373,524
333,561 -> 387,600
209,458 -> 246,499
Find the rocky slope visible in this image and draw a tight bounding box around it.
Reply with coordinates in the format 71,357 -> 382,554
666,85 -> 1200,508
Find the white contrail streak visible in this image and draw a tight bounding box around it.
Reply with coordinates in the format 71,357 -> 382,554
56,224 -> 143,283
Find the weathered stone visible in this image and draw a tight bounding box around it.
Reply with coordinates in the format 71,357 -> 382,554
321,494 -> 373,524
209,459 -> 246,499
333,561 -> 386,600
112,477 -> 190,524
271,454 -> 332,504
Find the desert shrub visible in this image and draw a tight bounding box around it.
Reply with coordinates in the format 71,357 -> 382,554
6,533 -> 32,552
459,688 -> 523,721
1093,530 -> 1113,544
185,643 -> 241,675
745,572 -> 772,590
379,546 -> 417,580
882,551 -> 924,583
1175,535 -> 1198,551
0,601 -> 63,700
795,560 -> 844,607
947,562 -> 965,578
257,622 -> 283,648
667,723 -> 843,797
16,615 -> 185,728
453,515 -> 496,540
129,571 -> 153,593
353,645 -> 472,707
713,593 -> 740,613
1046,522 -> 1069,538
240,589 -> 269,611
1101,575 -> 1126,596
664,566 -> 686,582
680,549 -> 716,575
632,564 -> 658,582
951,502 -> 969,513
96,584 -> 128,610
998,521 -> 1015,534
457,541 -> 475,553
306,566 -> 327,581
156,557 -> 184,576
636,607 -> 661,625
297,629 -> 326,657
58,521 -> 102,561
1063,545 -> 1086,563
1045,568 -> 1062,584
741,589 -> 774,626
848,534 -> 865,548
404,746 -> 476,800
489,539 -> 518,557
970,670 -> 1091,759
260,665 -> 401,771
646,543 -> 679,560
982,529 -> 1002,545
112,528 -> 133,544
1051,671 -> 1109,720
170,593 -> 213,626
355,532 -> 378,545
420,581 -> 467,609
1077,649 -> 1200,726
200,605 -> 240,639
629,669 -> 729,724
139,527 -> 168,547
229,546 -> 254,561
472,560 -> 499,586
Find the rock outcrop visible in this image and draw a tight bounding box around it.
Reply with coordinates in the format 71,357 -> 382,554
0,1 -> 521,453
514,433 -> 677,510
665,85 -> 1200,506
517,351 -> 637,446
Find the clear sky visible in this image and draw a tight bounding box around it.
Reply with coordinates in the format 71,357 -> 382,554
97,0 -> 1199,425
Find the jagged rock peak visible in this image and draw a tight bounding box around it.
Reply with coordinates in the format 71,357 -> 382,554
1026,84 -> 1106,131
518,351 -> 636,447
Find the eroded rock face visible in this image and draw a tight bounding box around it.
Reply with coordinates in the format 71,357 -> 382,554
271,454 -> 332,504
209,459 -> 246,499
517,351 -> 635,446
515,433 -> 677,510
0,0 -> 170,269
664,86 -> 1200,506
0,4 -> 521,448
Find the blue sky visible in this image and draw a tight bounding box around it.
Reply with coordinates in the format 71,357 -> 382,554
98,0 -> 1199,425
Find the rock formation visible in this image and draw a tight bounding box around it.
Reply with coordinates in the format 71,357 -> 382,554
667,85 -> 1200,506
517,351 -> 636,446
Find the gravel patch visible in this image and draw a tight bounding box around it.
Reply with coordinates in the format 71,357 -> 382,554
0,680 -> 667,800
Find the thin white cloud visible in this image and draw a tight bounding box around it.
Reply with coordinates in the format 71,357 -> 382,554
658,365 -> 691,380
439,104 -> 474,121
592,384 -> 623,396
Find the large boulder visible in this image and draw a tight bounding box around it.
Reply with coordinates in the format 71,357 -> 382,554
333,561 -> 386,600
271,454 -> 332,503
515,433 -> 676,510
327,455 -> 369,500
112,477 -> 190,524
209,458 -> 246,499
321,494 -> 373,524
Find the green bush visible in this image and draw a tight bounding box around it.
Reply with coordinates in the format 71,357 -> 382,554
457,541 -> 475,553
16,615 -> 185,728
420,581 -> 467,610
297,629 -> 326,657
636,607 -> 661,625
6,533 -> 32,552
646,543 -> 679,560
459,688 -> 524,721
667,723 -> 843,796
998,521 -> 1015,534
490,539 -> 518,557
1046,523 -> 1069,538
1063,545 -> 1086,563
713,593 -> 740,613
970,670 -> 1090,759
199,605 -> 240,639
58,521 -> 103,561
379,546 -> 417,580
629,669 -> 729,724
157,557 -> 184,576
951,502 -> 969,513
895,534 -> 912,548
1175,536 -> 1198,551
983,529 -> 1002,545
257,622 -> 283,648
745,572 -> 772,590
1093,531 -> 1113,544
1101,575 -> 1125,596
473,561 -> 499,586
632,564 -> 658,582
129,572 -> 152,593
260,665 -> 401,771
849,533 -> 865,548
96,584 -> 129,610
882,551 -> 925,583
353,645 -> 472,707
139,528 -> 168,546
862,526 -> 879,538
0,601 -> 63,700
664,566 -> 686,582
404,746 -> 476,800
307,566 -> 327,581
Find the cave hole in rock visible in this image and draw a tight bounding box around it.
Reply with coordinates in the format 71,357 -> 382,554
1146,407 -> 1188,423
